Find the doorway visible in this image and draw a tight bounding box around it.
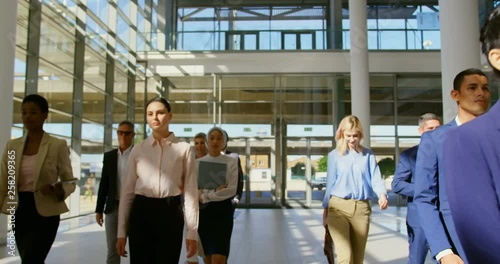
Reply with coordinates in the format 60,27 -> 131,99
165,74 -> 338,208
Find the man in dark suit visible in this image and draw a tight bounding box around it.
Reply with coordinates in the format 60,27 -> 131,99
414,68 -> 490,264
95,121 -> 135,264
442,8 -> 500,263
392,113 -> 440,264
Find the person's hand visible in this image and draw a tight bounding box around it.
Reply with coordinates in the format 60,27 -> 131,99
186,239 -> 198,258
198,190 -> 205,203
440,253 -> 464,264
378,194 -> 388,210
96,213 -> 103,227
39,184 -> 54,195
116,238 -> 128,257
323,208 -> 328,227
216,184 -> 227,191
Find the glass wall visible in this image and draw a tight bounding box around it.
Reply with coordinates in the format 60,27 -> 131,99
13,0 -> 150,216
176,3 -> 441,51
156,73 -> 445,207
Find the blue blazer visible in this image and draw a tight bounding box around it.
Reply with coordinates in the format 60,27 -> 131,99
391,145 -> 419,226
414,120 -> 464,258
443,101 -> 500,263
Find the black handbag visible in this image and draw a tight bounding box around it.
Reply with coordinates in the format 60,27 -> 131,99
323,226 -> 334,264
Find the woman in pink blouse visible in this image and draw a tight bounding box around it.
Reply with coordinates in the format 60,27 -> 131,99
116,97 -> 198,263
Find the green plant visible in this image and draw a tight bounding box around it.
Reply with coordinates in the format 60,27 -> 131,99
317,155 -> 328,172
291,162 -> 306,177
378,158 -> 395,179
291,162 -> 316,178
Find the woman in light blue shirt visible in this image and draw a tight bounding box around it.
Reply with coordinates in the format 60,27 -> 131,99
322,115 -> 388,264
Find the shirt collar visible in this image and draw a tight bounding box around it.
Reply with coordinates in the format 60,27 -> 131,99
454,116 -> 462,126
118,145 -> 133,156
148,132 -> 176,147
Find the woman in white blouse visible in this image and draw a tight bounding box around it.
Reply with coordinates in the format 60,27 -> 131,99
197,127 -> 238,264
116,97 -> 198,263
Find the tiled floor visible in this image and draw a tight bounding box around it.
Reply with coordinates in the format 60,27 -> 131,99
0,202 -> 434,264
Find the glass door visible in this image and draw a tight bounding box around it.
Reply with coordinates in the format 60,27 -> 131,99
226,31 -> 259,50
281,31 -> 316,50
279,75 -> 336,207
284,137 -> 333,207
240,137 -> 277,207
220,75 -> 278,207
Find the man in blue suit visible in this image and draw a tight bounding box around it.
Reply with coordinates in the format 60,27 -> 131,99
414,68 -> 490,264
95,121 -> 135,264
392,113 -> 441,264
442,8 -> 500,263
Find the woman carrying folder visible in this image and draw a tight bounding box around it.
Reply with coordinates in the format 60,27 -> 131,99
0,94 -> 77,263
198,127 -> 238,264
116,97 -> 198,263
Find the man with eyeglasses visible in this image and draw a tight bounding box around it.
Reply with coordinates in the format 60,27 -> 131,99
95,120 -> 135,264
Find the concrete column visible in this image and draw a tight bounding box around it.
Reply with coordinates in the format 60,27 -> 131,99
245,138 -> 251,205
328,0 -> 343,49
305,139 -> 312,208
348,0 -> 371,147
279,120 -> 288,205
104,44 -> 115,152
144,0 -> 153,47
270,135 -> 278,206
336,76 -> 346,127
163,0 -> 176,50
0,0 -> 17,246
69,4 -> 87,218
25,0 -> 42,95
228,10 -> 237,50
127,69 -> 136,122
439,0 -> 481,123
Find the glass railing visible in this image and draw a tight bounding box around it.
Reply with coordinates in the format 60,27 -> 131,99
171,29 -> 441,51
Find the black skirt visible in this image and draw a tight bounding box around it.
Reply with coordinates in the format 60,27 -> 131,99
198,198 -> 234,256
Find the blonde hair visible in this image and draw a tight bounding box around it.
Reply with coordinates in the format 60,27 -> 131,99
335,115 -> 364,155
